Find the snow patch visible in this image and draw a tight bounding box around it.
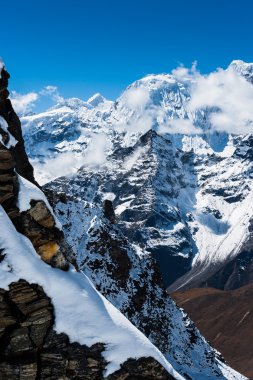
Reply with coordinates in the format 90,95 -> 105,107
0,115 -> 17,148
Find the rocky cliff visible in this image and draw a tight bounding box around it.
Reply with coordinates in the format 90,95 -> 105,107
0,65 -> 180,380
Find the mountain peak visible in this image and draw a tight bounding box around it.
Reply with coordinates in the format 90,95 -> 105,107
229,60 -> 253,82
53,97 -> 93,111
87,92 -> 107,107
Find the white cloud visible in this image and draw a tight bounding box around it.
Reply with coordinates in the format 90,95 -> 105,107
172,61 -> 198,79
10,91 -> 39,115
10,85 -> 64,116
188,66 -> 253,134
158,119 -> 202,135
33,133 -> 110,185
114,113 -> 153,144
85,132 -> 110,168
40,85 -> 64,103
32,153 -> 80,184
123,87 -> 150,109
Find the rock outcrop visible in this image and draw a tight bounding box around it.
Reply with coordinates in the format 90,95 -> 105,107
0,280 -> 174,380
0,142 -> 69,270
0,68 -> 37,185
0,68 -> 69,270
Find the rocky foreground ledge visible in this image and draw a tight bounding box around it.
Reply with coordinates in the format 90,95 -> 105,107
0,280 -> 173,380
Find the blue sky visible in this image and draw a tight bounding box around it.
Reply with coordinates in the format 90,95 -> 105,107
1,0 -> 253,110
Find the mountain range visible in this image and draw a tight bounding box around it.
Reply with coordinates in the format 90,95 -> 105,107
0,60 -> 252,378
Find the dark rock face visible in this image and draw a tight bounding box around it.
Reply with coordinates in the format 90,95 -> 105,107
0,280 -> 174,380
0,68 -> 37,186
84,213 -> 169,353
0,70 -> 71,271
0,139 -> 69,270
0,144 -> 19,221
108,357 -> 174,380
103,200 -> 116,224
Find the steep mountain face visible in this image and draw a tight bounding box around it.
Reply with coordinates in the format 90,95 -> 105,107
172,284 -> 253,379
0,66 -> 185,380
45,183 -> 245,380
21,60 -> 253,294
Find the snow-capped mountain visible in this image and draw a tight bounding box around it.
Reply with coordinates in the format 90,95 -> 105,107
22,60 -> 253,293
16,60 -> 253,377
0,63 -> 246,379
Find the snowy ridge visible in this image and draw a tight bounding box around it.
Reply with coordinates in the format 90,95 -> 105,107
47,185 -> 246,380
0,204 -> 182,379
229,60 -> 253,83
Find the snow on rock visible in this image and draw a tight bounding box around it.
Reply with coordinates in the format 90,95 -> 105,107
0,205 -> 183,379
17,174 -> 62,230
22,59 -> 253,290
0,115 -> 17,148
46,181 -> 246,380
229,60 -> 253,83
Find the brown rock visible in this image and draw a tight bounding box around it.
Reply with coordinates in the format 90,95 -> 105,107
107,357 -> 175,380
37,241 -> 60,262
28,201 -> 55,228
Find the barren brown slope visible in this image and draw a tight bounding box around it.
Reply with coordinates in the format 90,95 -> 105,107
171,285 -> 253,379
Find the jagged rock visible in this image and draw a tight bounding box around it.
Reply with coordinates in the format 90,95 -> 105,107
28,201 -> 55,228
0,71 -> 70,271
0,64 -> 246,380
0,144 -> 19,221
15,210 -> 68,270
107,357 -> 175,380
0,280 -> 175,380
0,68 -> 37,185
103,199 -> 116,224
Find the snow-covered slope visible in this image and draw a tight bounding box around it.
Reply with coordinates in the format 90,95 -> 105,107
44,185 -> 246,380
0,193 -> 182,378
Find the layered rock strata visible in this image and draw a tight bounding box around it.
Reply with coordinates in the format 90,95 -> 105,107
0,280 -> 173,380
